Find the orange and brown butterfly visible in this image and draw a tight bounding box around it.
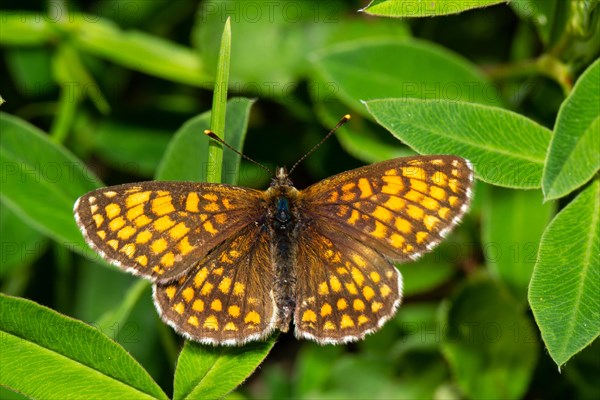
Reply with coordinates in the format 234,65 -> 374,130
73,116 -> 474,345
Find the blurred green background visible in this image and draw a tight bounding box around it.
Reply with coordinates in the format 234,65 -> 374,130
1,1 -> 599,399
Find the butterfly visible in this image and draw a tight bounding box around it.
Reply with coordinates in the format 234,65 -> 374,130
74,120 -> 473,346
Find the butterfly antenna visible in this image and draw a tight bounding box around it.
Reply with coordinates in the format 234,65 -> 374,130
204,130 -> 273,178
288,114 -> 351,175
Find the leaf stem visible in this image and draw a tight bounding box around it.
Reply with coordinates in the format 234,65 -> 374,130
484,55 -> 573,95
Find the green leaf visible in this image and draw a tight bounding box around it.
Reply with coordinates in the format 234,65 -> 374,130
314,100 -> 414,164
394,303 -> 440,352
529,179 -> 600,367
0,386 -> 29,400
482,187 -> 555,301
0,205 -> 47,277
173,337 -> 276,400
400,241 -> 457,297
361,0 -> 506,17
542,59 -> 600,200
311,39 -> 502,119
511,0 -> 569,45
0,14 -> 54,45
0,112 -> 101,256
0,294 -> 167,400
294,344 -> 343,397
52,44 -> 110,117
365,98 -> 552,188
4,48 -> 54,97
94,121 -> 172,178
156,98 -> 255,184
440,280 -> 538,399
193,0 -> 317,97
67,15 -> 211,86
95,280 -> 151,333
207,17 -> 232,184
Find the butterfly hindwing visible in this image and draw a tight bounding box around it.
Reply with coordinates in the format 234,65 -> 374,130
153,224 -> 277,345
74,181 -> 263,283
294,224 -> 401,344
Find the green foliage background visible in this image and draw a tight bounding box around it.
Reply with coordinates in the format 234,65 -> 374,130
1,1 -> 599,399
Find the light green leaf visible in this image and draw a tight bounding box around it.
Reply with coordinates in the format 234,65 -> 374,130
440,280 -> 538,399
193,0 -> 316,97
311,40 -> 502,118
67,15 -> 211,86
482,187 -> 555,301
0,112 -> 101,256
529,179 -> 600,367
52,44 -> 110,116
0,294 -> 167,400
156,98 -> 255,184
361,0 -> 506,17
0,14 -> 54,45
173,337 -> 276,400
543,59 -> 600,200
365,98 -> 552,188
207,17 -> 231,184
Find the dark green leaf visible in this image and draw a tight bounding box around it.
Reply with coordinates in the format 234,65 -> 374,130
94,122 -> 172,178
311,40 -> 502,119
482,187 -> 555,301
156,98 -> 255,184
0,112 -> 101,256
511,0 -> 569,45
0,205 -> 47,277
399,242 -> 456,297
441,280 -> 538,399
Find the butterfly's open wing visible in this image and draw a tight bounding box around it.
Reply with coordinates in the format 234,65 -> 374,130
300,156 -> 473,262
74,181 -> 263,283
294,156 -> 473,343
153,224 -> 277,345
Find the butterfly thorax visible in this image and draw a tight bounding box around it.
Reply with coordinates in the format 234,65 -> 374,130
264,167 -> 301,332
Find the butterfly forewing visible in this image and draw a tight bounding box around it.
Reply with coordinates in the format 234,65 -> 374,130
74,181 -> 263,283
301,155 -> 473,262
153,224 -> 277,345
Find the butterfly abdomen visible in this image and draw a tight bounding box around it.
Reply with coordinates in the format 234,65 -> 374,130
266,183 -> 301,332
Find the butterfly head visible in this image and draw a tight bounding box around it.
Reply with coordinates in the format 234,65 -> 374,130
272,166 -> 294,187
